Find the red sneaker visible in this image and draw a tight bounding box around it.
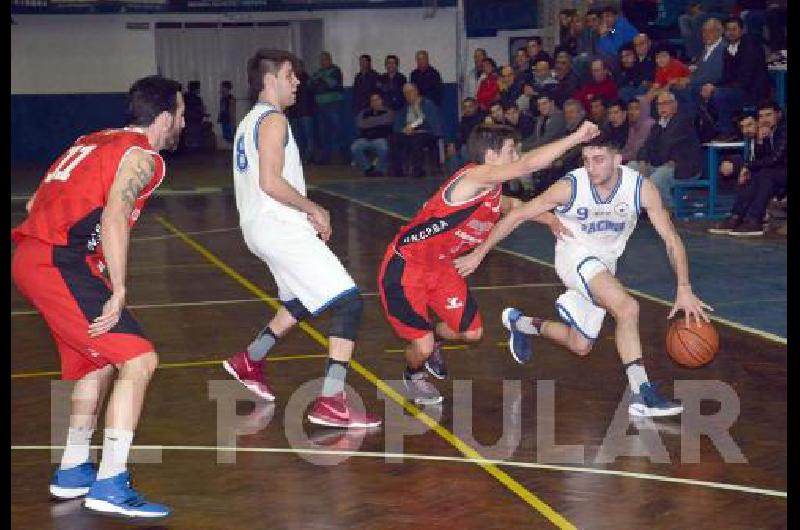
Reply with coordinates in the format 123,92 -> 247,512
307,392 -> 382,428
222,351 -> 275,401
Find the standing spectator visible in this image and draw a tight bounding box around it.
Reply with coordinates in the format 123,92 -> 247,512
392,83 -> 441,178
632,33 -> 657,84
616,44 -> 650,102
724,100 -> 786,236
465,48 -> 488,99
351,92 -> 394,177
628,91 -> 703,209
589,96 -> 609,128
352,54 -> 380,114
679,2 -> 711,62
555,8 -> 579,56
409,50 -> 443,107
217,80 -> 236,145
572,58 -> 619,112
528,94 -> 566,149
513,48 -> 531,78
621,95 -> 655,163
571,13 -> 598,83
551,52 -> 581,108
311,51 -> 346,164
597,5 -> 640,59
476,58 -> 500,111
182,80 -> 206,151
376,55 -> 407,111
286,60 -> 316,162
604,99 -> 630,150
503,103 -> 535,142
765,1 -> 787,57
526,37 -> 553,68
700,16 -> 770,139
647,43 -> 691,100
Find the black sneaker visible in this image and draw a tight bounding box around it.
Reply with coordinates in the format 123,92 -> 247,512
424,341 -> 447,380
707,215 -> 742,234
402,370 -> 443,405
729,218 -> 764,236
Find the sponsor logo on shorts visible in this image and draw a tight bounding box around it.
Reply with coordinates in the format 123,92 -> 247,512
445,297 -> 464,310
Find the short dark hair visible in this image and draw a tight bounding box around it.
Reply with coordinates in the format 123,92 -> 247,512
583,132 -> 620,152
128,75 -> 182,127
247,48 -> 299,104
607,99 -> 626,111
536,93 -> 553,103
489,101 -> 504,111
653,42 -> 675,57
619,43 -> 635,55
467,124 -> 520,164
736,112 -> 756,123
221,80 -> 232,90
368,90 -> 384,100
528,36 -> 543,46
724,16 -> 744,29
188,80 -> 200,92
602,5 -> 619,15
386,54 -> 399,64
360,54 -> 372,63
589,95 -> 607,107
502,102 -> 519,112
757,99 -> 782,113
587,8 -> 603,17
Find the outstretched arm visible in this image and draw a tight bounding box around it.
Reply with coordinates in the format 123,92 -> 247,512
500,195 -> 573,240
453,178 -> 573,276
641,178 -> 713,325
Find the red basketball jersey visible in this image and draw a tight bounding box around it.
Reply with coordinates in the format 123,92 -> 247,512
391,163 -> 502,264
11,129 -> 165,254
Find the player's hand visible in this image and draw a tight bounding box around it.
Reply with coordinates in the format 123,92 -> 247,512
308,204 -> 331,241
89,291 -> 126,337
548,216 -> 573,240
453,249 -> 485,277
738,167 -> 750,185
668,285 -> 713,327
701,83 -> 715,100
574,120 -> 600,143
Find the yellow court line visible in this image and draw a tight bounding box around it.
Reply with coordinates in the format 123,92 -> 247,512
11,354 -> 328,380
311,186 -> 787,346
384,344 -> 469,354
155,215 -> 576,530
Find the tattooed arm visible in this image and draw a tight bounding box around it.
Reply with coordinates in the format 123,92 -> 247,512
641,178 -> 713,325
90,148 -> 155,337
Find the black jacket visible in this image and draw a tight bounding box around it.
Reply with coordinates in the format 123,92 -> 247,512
719,34 -> 770,101
747,118 -> 787,172
638,113 -> 703,180
409,66 -> 443,106
352,69 -> 381,113
376,72 -> 408,111
457,112 -> 485,148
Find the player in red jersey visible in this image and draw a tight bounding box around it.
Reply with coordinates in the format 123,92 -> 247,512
11,76 -> 184,518
377,121 -> 599,404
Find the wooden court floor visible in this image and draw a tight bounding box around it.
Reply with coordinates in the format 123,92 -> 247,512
11,188 -> 787,529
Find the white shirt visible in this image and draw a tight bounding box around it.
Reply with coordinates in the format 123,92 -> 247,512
727,40 -> 741,56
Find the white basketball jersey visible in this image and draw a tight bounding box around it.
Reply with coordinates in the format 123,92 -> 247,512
233,102 -> 307,227
554,166 -> 643,262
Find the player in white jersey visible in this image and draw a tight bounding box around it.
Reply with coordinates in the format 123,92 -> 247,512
453,135 -> 713,417
223,49 -> 381,429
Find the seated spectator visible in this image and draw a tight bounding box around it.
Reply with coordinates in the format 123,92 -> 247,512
709,100 -> 786,236
708,112 -> 758,189
526,37 -> 553,68
572,12 -> 601,83
677,17 -> 725,108
765,1 -> 787,59
679,2 -> 711,62
551,52 -> 581,108
476,57 -> 500,111
604,99 -> 629,150
621,95 -> 656,163
527,94 -> 566,150
555,9 -> 579,57
530,98 -> 585,197
485,101 -> 506,125
647,43 -> 691,99
391,83 -> 441,178
503,103 -> 536,143
531,60 -> 559,98
498,65 -> 521,107
596,5 -> 640,60
352,54 -> 380,114
616,43 -> 650,102
700,16 -> 770,139
376,55 -> 407,111
516,82 -> 537,114
632,33 -> 657,83
628,91 -> 703,210
572,58 -> 619,113
410,50 -> 444,107
448,97 -> 485,166
589,96 -> 609,128
350,92 -> 394,177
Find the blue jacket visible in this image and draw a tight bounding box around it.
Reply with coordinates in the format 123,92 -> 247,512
393,97 -> 442,137
689,39 -> 725,88
596,15 -> 639,57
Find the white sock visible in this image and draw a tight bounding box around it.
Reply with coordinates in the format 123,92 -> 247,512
96,429 -> 134,480
516,316 -> 545,336
625,360 -> 649,394
60,427 -> 94,470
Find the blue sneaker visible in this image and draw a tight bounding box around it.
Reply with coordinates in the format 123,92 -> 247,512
628,382 -> 683,417
84,471 -> 170,518
424,341 -> 448,380
501,308 -> 533,364
50,462 -> 97,499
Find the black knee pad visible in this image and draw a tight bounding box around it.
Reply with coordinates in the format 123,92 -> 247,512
329,290 -> 364,341
283,298 -> 311,322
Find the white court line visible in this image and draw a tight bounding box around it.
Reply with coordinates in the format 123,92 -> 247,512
131,226 -> 240,242
9,444 -> 786,499
10,282 -> 562,317
310,186 -> 788,346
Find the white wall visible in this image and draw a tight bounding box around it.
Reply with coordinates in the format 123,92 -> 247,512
11,7 -> 459,96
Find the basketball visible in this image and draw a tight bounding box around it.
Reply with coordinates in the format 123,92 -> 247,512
666,318 -> 719,368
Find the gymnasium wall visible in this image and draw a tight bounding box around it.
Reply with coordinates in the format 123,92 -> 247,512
11,7 -> 545,163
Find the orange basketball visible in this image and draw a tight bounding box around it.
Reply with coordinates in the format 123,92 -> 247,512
666,317 -> 719,368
